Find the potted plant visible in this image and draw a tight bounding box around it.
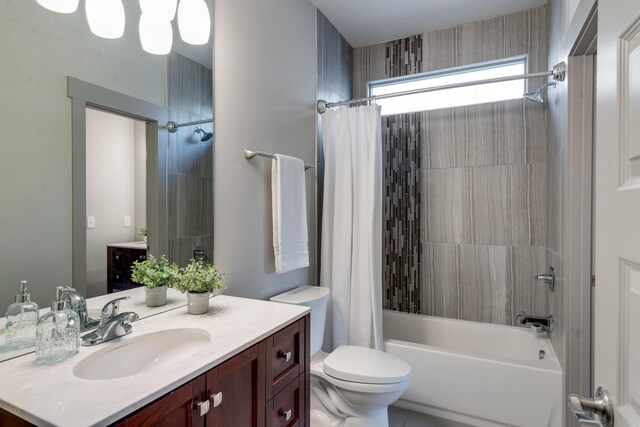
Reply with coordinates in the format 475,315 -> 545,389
174,260 -> 225,315
138,225 -> 148,242
131,255 -> 178,307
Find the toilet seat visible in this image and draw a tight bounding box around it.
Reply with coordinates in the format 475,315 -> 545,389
311,348 -> 411,394
323,346 -> 411,384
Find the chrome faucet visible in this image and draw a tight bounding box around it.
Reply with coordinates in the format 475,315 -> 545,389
81,296 -> 139,346
59,286 -> 100,331
516,312 -> 555,333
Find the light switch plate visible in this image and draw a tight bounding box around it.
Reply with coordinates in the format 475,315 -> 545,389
87,216 -> 96,229
124,216 -> 131,227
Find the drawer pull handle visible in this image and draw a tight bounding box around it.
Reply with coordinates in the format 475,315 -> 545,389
195,400 -> 210,416
280,409 -> 292,421
210,391 -> 223,408
279,351 -> 292,362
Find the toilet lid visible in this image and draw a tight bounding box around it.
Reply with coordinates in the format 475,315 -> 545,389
323,346 -> 411,384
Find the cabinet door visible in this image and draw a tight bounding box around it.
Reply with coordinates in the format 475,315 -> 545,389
206,343 -> 266,427
119,375 -> 207,427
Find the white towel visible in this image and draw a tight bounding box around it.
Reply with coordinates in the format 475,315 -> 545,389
272,154 -> 309,274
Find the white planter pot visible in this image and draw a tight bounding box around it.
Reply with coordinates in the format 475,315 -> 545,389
145,286 -> 167,307
187,292 -> 210,315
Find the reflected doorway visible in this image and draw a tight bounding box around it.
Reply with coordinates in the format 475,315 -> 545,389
85,108 -> 147,297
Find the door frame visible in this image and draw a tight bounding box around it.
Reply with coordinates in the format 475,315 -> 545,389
67,78 -> 168,295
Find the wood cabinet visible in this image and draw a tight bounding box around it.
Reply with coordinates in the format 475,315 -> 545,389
116,315 -> 309,427
107,245 -> 147,293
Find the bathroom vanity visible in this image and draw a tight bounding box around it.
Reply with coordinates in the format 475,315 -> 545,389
0,296 -> 310,427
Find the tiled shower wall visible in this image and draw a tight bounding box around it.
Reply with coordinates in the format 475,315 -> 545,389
353,6 -> 549,325
167,52 -> 214,267
316,11 -> 353,274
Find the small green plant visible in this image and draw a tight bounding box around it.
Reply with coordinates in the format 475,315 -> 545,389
138,225 -> 148,237
131,255 -> 178,289
174,260 -> 225,294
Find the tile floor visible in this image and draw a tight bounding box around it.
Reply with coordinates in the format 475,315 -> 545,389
389,406 -> 474,427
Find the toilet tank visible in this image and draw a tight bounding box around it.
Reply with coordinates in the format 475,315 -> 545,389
270,286 -> 329,355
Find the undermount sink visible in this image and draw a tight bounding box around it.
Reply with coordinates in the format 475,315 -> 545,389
73,328 -> 210,380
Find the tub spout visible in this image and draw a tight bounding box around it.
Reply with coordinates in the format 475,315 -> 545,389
516,312 -> 554,333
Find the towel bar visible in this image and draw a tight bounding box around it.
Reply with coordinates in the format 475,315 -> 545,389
244,149 -> 313,170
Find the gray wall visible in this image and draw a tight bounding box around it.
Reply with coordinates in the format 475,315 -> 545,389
353,6 -> 550,326
547,0 -> 596,425
167,52 -> 214,267
0,1 -> 166,311
316,11 -> 354,278
214,0 -> 317,299
85,109 -> 141,297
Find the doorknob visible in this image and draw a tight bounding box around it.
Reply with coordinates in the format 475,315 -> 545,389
568,387 -> 614,426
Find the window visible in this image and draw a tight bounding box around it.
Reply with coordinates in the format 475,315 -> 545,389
369,57 -> 527,116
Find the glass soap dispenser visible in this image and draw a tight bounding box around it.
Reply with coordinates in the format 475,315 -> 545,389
35,287 -> 80,363
4,281 -> 40,351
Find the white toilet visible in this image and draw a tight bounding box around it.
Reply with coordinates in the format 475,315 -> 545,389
271,286 -> 411,427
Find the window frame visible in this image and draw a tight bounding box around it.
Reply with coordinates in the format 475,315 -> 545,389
367,55 -> 530,115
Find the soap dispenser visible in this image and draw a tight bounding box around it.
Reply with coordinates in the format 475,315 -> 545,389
35,287 -> 80,363
4,281 -> 40,351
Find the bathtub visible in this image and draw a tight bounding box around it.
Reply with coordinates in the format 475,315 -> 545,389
383,310 -> 562,427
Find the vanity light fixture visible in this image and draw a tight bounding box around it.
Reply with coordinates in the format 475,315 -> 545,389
177,0 -> 211,45
85,0 -> 125,39
139,0 -> 177,21
35,0 -> 211,52
139,15 -> 173,55
36,0 -> 79,14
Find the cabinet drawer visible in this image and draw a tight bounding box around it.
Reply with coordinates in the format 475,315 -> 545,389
266,375 -> 304,427
266,318 -> 306,400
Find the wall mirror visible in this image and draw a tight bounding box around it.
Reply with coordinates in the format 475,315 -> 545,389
0,0 -> 214,362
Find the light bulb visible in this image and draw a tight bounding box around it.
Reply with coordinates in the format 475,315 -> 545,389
139,0 -> 177,21
139,15 -> 173,55
177,0 -> 211,45
85,0 -> 125,39
36,0 -> 79,14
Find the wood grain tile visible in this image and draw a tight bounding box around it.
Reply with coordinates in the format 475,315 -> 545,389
458,244 -> 511,324
422,243 -> 459,318
511,246 -> 547,321
424,168 -> 473,244
423,27 -> 457,72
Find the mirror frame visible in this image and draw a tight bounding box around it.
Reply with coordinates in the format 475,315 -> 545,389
67,78 -> 169,295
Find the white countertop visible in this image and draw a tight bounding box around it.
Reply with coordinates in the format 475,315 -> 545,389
0,295 -> 309,427
106,241 -> 147,250
0,287 -> 188,363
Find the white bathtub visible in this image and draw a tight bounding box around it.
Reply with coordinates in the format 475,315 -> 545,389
383,310 -> 562,427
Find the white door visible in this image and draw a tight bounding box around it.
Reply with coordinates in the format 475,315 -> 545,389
578,0 -> 640,426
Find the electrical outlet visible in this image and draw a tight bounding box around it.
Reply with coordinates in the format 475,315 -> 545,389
87,216 -> 96,229
124,216 -> 131,227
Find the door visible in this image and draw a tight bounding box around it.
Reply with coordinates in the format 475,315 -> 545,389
585,0 -> 640,426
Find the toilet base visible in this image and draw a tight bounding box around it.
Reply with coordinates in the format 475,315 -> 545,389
310,378 -> 390,427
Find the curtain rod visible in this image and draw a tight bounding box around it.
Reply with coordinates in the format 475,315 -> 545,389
166,118 -> 213,133
317,61 -> 566,114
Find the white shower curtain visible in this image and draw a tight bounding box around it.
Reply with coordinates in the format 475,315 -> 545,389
321,104 -> 383,351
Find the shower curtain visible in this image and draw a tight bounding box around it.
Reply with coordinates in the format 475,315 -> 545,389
321,104 -> 383,351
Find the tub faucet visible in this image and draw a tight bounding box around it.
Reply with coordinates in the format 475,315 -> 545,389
516,312 -> 554,333
59,286 -> 100,331
81,296 -> 139,346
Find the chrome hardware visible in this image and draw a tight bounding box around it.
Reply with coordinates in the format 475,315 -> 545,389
280,409 -> 292,421
516,312 -> 555,333
58,286 -> 100,331
535,266 -> 556,291
568,387 -> 614,427
279,350 -> 292,362
538,349 -> 546,359
210,392 -> 222,408
195,400 -> 210,417
244,149 -> 313,170
81,297 -> 139,346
